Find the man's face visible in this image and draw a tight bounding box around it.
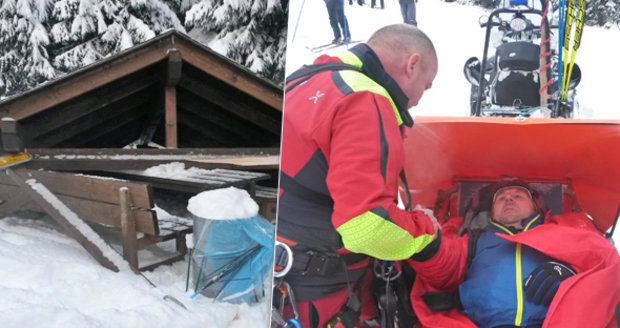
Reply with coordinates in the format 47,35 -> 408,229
491,186 -> 536,227
405,55 -> 437,108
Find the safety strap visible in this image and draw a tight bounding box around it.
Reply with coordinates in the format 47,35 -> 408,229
466,228 -> 483,269
274,245 -> 367,277
422,229 -> 479,312
279,172 -> 333,207
285,63 -> 364,93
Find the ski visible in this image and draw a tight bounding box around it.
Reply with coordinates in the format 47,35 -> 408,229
307,40 -> 363,53
561,0 -> 585,101
556,0 -> 566,98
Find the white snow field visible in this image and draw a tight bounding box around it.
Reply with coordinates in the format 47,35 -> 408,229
0,167 -> 272,328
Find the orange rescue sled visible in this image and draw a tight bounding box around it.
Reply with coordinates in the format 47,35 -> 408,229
403,116 -> 620,231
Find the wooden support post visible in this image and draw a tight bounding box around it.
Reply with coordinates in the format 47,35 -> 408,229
165,49 -> 182,149
164,87 -> 177,149
5,168 -> 119,272
1,118 -> 24,152
119,187 -> 139,274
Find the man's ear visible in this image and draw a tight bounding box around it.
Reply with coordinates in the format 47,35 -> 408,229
406,53 -> 422,78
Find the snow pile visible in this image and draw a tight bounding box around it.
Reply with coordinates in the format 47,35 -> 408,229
0,215 -> 270,327
188,187 -> 259,220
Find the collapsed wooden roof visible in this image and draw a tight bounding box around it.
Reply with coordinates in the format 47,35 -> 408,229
0,30 -> 283,149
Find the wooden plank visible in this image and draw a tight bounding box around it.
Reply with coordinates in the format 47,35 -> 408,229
5,168 -> 119,272
178,89 -> 274,145
29,170 -> 153,209
31,87 -> 153,148
179,74 -> 282,135
20,148 -> 279,171
0,188 -> 33,218
119,187 -> 140,274
21,69 -> 160,140
62,106 -> 147,148
193,155 -> 280,168
175,39 -> 282,111
0,183 -> 158,235
179,111 -> 240,146
165,86 -> 178,148
0,38 -> 172,121
27,147 -> 280,157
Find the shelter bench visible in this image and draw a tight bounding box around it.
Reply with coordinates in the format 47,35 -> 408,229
0,169 -> 191,273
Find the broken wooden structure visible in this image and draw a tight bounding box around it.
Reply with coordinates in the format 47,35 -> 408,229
0,31 -> 282,273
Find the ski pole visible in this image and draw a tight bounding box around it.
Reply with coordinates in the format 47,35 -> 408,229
291,0 -> 306,44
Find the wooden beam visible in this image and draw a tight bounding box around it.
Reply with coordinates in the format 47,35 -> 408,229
0,39 -> 172,121
27,170 -> 153,209
166,49 -> 182,87
0,187 -> 31,218
179,75 -> 281,135
21,148 -> 280,171
178,110 -> 243,146
31,86 -> 153,147
0,183 -> 158,235
174,39 -> 282,111
5,168 -> 120,272
119,187 -> 140,274
178,89 -> 274,146
21,69 -> 161,140
164,49 -> 182,148
62,104 -> 148,148
165,86 -> 177,148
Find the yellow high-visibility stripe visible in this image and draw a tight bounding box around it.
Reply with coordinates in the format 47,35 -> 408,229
336,52 -> 404,126
491,214 -> 541,326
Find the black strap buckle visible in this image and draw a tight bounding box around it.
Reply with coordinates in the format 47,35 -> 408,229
300,250 -> 343,276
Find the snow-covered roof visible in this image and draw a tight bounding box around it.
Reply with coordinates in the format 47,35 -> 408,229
0,30 -> 282,149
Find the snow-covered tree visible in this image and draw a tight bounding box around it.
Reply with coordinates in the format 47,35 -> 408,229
0,0 -> 56,95
185,0 -> 288,83
585,0 -> 620,28
0,0 -> 288,98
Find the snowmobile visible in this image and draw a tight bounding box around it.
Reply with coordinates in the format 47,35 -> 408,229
464,0 -> 582,118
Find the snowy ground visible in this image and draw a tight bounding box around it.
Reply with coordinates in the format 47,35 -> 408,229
286,0 -> 620,119
0,166 -> 272,328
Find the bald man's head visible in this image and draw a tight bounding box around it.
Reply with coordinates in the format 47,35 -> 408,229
367,24 -> 438,108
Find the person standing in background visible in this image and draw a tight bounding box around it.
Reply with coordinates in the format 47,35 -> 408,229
325,0 -> 352,43
371,0 -> 385,9
400,0 -> 417,26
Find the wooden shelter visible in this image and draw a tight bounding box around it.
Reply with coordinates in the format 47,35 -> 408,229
0,30 -> 282,149
0,30 -> 283,273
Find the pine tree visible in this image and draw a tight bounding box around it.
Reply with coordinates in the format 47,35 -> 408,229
0,0 -> 288,98
185,0 -> 288,84
0,0 -> 56,96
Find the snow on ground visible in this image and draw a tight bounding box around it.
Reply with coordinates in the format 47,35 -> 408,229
287,0 -> 620,119
0,186 -> 271,327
